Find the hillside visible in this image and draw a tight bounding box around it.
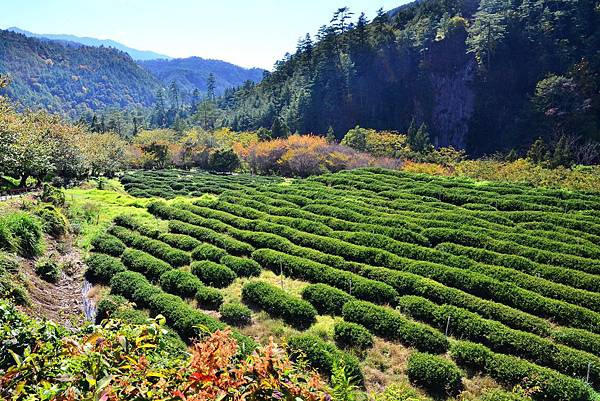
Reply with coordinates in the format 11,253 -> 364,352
6,26 -> 172,60
0,29 -> 161,115
222,0 -> 600,156
139,57 -> 265,96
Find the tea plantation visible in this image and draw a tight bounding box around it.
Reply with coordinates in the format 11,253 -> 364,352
88,168 -> 600,400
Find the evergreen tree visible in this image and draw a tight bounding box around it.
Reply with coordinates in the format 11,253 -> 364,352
326,126 -> 336,143
206,73 -> 217,102
191,88 -> 201,113
526,137 -> 548,164
551,135 -> 573,168
410,123 -> 432,154
271,117 -> 290,138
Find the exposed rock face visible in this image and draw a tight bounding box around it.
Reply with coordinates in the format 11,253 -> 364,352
423,28 -> 476,149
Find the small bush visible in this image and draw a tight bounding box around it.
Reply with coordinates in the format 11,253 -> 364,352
3,213 -> 43,258
35,257 -> 61,283
121,248 -> 172,282
334,321 -> 373,350
219,255 -> 261,277
158,233 -> 201,251
191,243 -> 227,262
407,352 -> 463,396
41,183 -> 65,206
91,233 -> 125,256
34,204 -> 68,237
95,294 -> 129,324
302,283 -> 355,316
85,253 -> 126,283
287,334 -> 363,384
242,281 -> 316,329
159,269 -> 203,299
191,260 -> 236,288
219,303 -> 252,326
195,286 -> 223,310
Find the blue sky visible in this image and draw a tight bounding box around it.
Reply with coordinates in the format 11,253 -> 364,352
1,0 -> 411,69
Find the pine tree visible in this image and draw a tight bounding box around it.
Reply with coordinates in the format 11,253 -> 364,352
551,135 -> 573,167
409,123 -> 432,154
206,73 -> 217,102
526,137 -> 548,163
326,126 -> 336,143
271,117 -> 290,138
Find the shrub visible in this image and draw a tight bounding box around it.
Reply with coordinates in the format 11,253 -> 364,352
34,204 -> 68,237
219,255 -> 261,277
219,303 -> 252,326
241,281 -> 316,329
121,248 -> 172,282
109,225 -> 190,267
95,294 -> 129,324
479,390 -> 533,401
85,253 -> 126,283
551,327 -> 600,357
334,321 -> 373,350
195,287 -> 224,310
450,341 -> 593,401
0,220 -> 16,253
191,260 -> 236,288
158,233 -> 201,251
342,300 -> 448,354
91,233 -> 125,256
287,334 -> 363,384
35,257 -> 61,283
113,214 -> 161,239
40,183 -> 65,206
3,213 -> 43,258
159,269 -> 204,299
407,352 -> 463,396
301,283 -> 356,316
191,243 -> 228,262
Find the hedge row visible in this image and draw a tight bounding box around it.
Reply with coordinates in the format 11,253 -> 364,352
301,283 -> 356,316
191,260 -> 237,288
158,233 -> 201,251
120,248 -> 172,282
407,352 -> 463,396
109,270 -> 255,353
551,327 -> 600,356
287,334 -> 363,384
238,229 -> 550,335
91,233 -> 125,257
423,227 -> 600,275
342,300 -> 448,354
113,214 -> 162,239
191,243 -> 228,262
436,242 -> 600,293
241,281 -> 316,329
397,295 -> 600,388
167,220 -> 254,256
450,341 -> 593,401
85,253 -> 126,283
183,204 -> 591,332
251,248 -> 398,306
158,269 -> 223,309
219,255 -> 261,277
333,321 -> 373,350
109,225 -> 190,267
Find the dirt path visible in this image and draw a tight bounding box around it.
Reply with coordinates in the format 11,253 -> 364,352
20,236 -> 90,328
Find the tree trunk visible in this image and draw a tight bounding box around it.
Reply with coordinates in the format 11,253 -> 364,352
18,174 -> 29,188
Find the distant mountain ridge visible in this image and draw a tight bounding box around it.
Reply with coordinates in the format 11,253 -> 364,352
0,28 -> 161,115
6,26 -> 171,61
139,57 -> 265,96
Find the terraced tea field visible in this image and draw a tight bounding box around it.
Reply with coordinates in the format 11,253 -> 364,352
88,168 -> 600,400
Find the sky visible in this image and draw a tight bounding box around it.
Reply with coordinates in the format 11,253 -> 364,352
1,0 -> 411,70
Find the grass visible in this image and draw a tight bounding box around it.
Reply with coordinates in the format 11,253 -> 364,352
64,179 -> 208,250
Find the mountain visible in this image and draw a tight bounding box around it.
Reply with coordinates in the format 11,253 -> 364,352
0,29 -> 161,115
223,0 -> 600,156
6,26 -> 171,61
139,57 -> 265,96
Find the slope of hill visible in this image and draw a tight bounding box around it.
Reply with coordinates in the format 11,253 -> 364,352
139,57 -> 265,96
6,26 -> 171,60
223,0 -> 600,156
0,29 -> 161,115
